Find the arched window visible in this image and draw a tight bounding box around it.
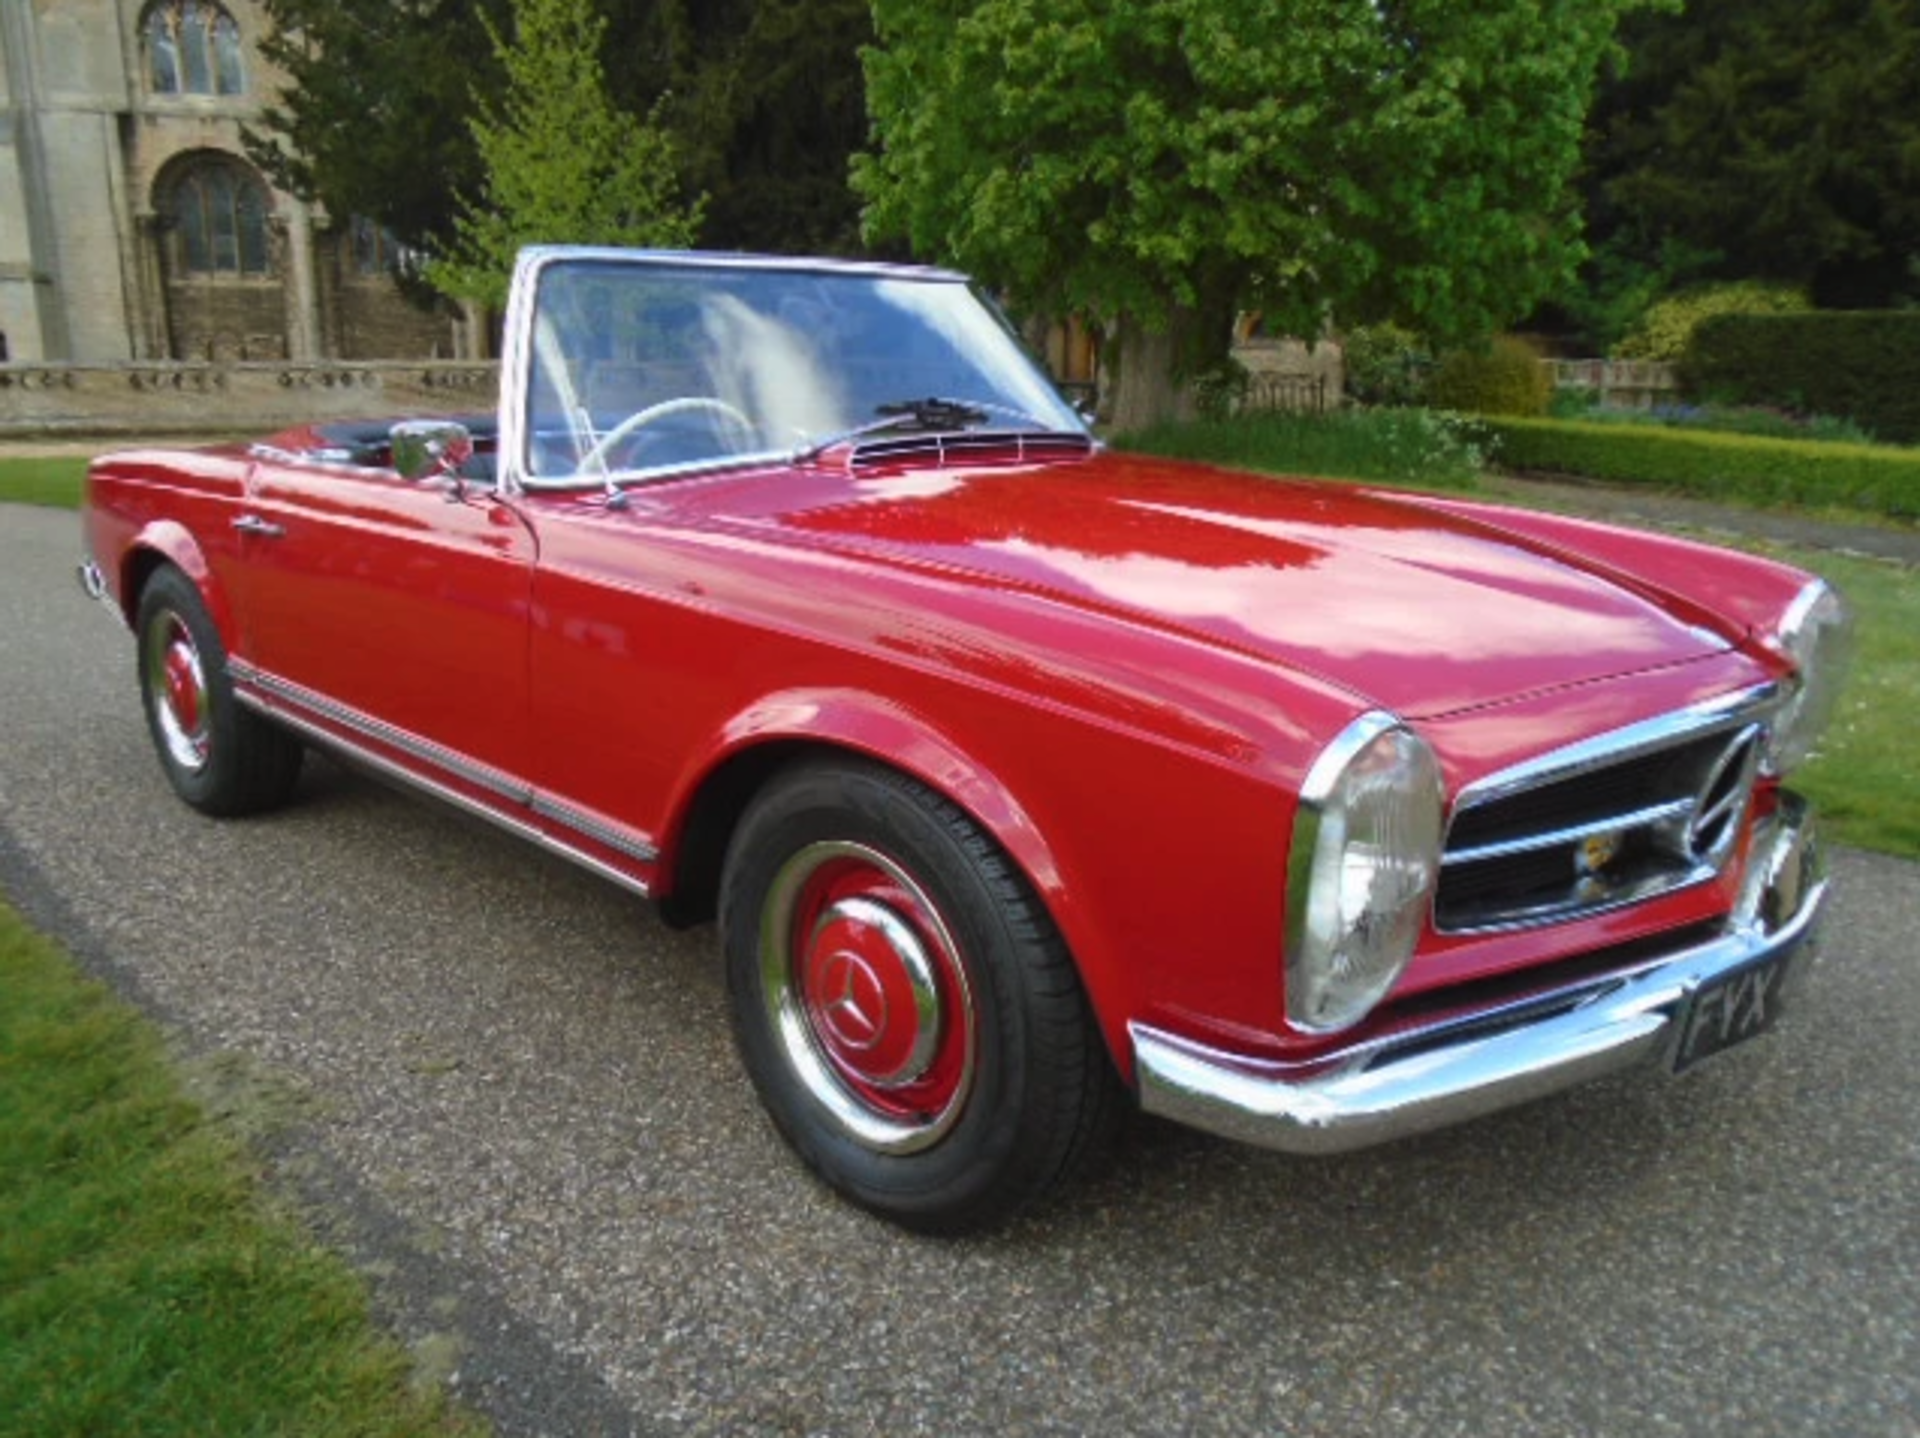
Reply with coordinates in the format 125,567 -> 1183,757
145,1 -> 245,96
350,216 -> 407,277
165,157 -> 273,276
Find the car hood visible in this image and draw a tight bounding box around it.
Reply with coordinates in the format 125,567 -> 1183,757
707,450 -> 1733,719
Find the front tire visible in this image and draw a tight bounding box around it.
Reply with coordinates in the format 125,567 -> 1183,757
135,565 -> 303,816
721,759 -> 1120,1234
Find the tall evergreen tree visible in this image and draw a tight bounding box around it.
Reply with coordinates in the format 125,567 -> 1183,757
247,0 -> 511,254
651,0 -> 874,255
1584,0 -> 1920,310
250,1 -> 873,263
426,0 -> 704,308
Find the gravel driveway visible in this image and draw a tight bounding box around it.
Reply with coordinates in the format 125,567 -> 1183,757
3,500 -> 1916,1437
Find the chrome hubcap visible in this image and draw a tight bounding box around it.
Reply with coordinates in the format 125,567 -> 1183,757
760,841 -> 975,1153
145,611 -> 210,773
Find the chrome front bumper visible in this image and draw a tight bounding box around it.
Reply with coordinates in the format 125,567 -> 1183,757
1132,793 -> 1826,1156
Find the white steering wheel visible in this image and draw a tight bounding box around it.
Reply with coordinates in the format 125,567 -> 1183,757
577,397 -> 758,475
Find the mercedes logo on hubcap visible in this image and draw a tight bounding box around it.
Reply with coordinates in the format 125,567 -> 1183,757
817,949 -> 888,1052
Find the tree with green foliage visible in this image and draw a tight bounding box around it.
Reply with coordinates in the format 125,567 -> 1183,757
856,0 -> 1656,430
247,0 -> 510,256
427,0 -> 705,308
1583,0 -> 1920,316
643,0 -> 875,255
250,1 -> 872,267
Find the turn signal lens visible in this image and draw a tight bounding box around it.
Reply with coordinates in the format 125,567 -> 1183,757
1286,716 -> 1445,1033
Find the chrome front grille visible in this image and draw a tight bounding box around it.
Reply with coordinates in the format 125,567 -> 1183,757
1435,697 -> 1770,934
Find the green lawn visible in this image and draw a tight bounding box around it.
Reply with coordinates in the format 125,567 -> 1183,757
1756,547 -> 1919,859
0,456 -> 86,509
0,902 -> 481,1437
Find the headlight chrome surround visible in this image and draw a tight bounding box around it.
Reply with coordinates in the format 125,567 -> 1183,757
1764,580 -> 1854,776
1285,713 -> 1446,1034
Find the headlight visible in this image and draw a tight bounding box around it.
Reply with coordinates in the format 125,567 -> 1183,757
1765,580 -> 1853,775
1285,714 -> 1445,1033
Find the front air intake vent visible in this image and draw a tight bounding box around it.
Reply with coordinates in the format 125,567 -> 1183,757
846,431 -> 1095,470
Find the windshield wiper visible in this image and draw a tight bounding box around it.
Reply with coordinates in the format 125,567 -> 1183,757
791,395 -> 1057,463
874,397 -> 991,428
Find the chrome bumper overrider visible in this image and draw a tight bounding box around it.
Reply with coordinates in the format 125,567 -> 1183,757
77,556 -> 111,606
1132,793 -> 1826,1156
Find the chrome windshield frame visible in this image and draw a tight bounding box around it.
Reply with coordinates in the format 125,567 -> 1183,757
495,246 -> 1086,499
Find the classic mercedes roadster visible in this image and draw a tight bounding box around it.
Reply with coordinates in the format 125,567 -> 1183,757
81,247 -> 1850,1231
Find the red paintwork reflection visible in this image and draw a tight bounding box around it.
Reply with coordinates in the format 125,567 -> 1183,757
720,452 -> 1731,718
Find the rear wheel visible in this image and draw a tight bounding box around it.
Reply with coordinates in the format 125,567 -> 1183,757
721,759 -> 1120,1233
135,566 -> 302,816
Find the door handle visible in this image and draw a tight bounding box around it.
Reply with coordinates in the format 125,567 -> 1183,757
231,514 -> 286,538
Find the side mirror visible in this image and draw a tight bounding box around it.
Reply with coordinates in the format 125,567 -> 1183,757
390,420 -> 475,487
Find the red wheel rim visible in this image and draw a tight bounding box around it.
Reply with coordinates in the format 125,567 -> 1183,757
759,841 -> 975,1153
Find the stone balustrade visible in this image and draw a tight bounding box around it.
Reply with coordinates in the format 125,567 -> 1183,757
0,360 -> 500,436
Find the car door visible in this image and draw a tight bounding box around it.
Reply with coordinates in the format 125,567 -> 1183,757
226,449 -> 537,793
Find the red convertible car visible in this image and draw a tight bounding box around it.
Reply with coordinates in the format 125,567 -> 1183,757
81,247 -> 1850,1232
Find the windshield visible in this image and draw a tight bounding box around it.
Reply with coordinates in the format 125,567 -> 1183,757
518,256 -> 1085,484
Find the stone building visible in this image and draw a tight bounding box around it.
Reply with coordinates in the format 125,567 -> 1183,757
0,0 -> 463,364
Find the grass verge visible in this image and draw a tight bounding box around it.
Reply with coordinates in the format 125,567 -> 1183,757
0,901 -> 479,1437
0,456 -> 86,509
1730,546 -> 1918,861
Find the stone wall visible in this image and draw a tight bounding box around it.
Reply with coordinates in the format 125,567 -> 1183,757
0,359 -> 498,436
329,278 -> 464,363
1546,358 -> 1678,410
1233,335 -> 1345,412
163,275 -> 290,361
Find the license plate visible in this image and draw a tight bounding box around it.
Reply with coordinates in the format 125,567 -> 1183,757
1671,949 -> 1795,1074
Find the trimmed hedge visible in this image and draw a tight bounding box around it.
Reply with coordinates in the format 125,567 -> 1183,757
1614,281 -> 1809,363
1427,336 -> 1553,416
1483,417 -> 1920,519
1680,312 -> 1920,444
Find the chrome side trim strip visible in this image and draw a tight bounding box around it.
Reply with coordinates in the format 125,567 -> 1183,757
230,659 -> 530,805
531,795 -> 660,864
230,659 -> 661,874
1135,793 -> 1823,1157
234,695 -> 654,901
